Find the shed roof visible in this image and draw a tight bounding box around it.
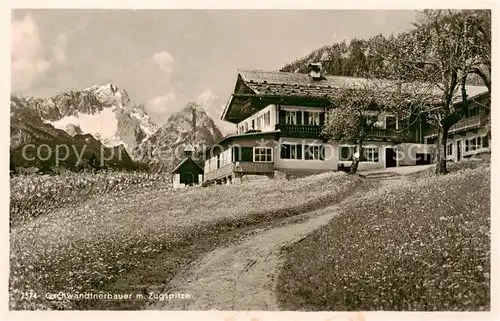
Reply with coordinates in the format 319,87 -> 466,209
171,157 -> 203,174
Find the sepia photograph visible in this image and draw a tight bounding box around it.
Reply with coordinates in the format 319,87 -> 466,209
6,5 -> 492,316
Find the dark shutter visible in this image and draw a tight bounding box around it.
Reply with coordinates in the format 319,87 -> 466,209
279,110 -> 286,125
303,111 -> 309,125
483,136 -> 489,148
359,147 -> 366,161
297,144 -> 303,159
320,145 -> 325,160
340,147 -> 346,160
281,144 -> 288,159
319,113 -> 325,125
241,147 -> 253,162
296,111 -> 302,125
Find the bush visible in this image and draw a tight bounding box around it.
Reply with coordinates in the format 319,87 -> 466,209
277,166 -> 490,311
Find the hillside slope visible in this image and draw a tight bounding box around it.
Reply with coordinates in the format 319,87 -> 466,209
277,164 -> 490,311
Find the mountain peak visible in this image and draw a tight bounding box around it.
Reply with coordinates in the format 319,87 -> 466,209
133,102 -> 223,171
11,83 -> 158,154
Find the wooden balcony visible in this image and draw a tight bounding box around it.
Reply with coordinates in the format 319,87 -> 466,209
367,128 -> 406,141
275,124 -> 324,139
424,115 -> 483,138
204,161 -> 274,182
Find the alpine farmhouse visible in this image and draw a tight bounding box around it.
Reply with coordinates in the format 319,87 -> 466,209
203,65 -> 490,184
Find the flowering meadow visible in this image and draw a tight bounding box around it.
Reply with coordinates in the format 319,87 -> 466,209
9,171 -> 362,310
10,170 -> 171,228
277,164 -> 491,311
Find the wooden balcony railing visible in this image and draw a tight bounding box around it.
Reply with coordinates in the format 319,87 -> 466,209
367,128 -> 405,141
275,124 -> 324,139
424,115 -> 483,138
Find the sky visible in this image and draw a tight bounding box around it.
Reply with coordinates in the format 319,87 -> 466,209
11,9 -> 418,133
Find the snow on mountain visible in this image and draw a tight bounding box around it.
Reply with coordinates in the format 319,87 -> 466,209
12,83 -> 159,154
47,107 -> 121,146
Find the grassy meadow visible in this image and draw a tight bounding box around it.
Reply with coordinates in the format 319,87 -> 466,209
10,170 -> 171,228
10,171 -> 362,310
277,163 -> 491,311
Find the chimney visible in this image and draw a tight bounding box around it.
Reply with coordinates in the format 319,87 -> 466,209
308,62 -> 323,80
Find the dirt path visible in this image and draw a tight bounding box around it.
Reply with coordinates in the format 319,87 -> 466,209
150,175 -> 407,311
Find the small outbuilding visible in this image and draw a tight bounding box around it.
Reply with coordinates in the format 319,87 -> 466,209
171,144 -> 204,188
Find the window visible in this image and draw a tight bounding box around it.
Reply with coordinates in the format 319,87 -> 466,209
244,122 -> 248,133
251,119 -> 255,129
280,144 -> 302,160
447,143 -> 453,156
308,112 -> 320,126
472,137 -> 479,151
361,147 -> 379,162
386,115 -> 397,130
254,147 -> 273,162
256,117 -> 261,129
219,148 -> 232,167
339,146 -> 356,161
468,106 -> 480,117
465,136 -> 485,152
285,111 -> 297,125
304,145 -> 325,160
265,111 -> 271,125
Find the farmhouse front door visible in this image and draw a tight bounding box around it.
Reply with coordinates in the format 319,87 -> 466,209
385,147 -> 397,168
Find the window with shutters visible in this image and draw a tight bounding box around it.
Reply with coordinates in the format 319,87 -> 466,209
385,115 -> 397,130
285,111 -> 296,125
280,144 -> 302,160
465,136 -> 487,152
253,147 -> 273,162
361,147 -> 379,162
468,106 -> 480,117
339,146 -> 356,161
308,112 -> 320,126
304,145 -> 325,161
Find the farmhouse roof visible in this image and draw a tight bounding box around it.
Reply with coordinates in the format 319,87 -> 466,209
221,69 -> 489,123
